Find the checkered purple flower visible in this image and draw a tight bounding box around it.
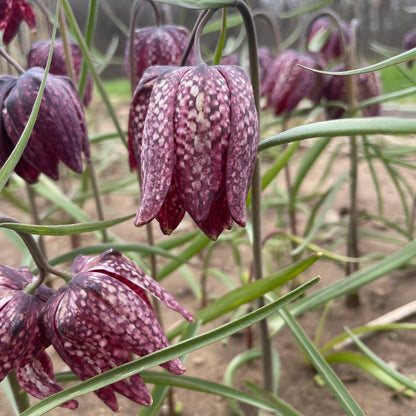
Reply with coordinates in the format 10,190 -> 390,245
27,38 -> 93,106
0,67 -> 90,182
0,265 -> 77,409
124,25 -> 194,82
40,249 -> 194,411
128,63 -> 259,240
0,0 -> 36,44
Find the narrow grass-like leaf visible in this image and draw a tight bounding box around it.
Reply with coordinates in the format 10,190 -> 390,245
277,0 -> 335,18
141,372 -> 277,413
0,215 -> 134,236
154,0 -> 233,8
320,323 -> 416,354
46,243 -> 184,268
61,0 -> 127,146
203,13 -> 242,33
290,137 -> 331,208
279,309 -> 365,416
292,172 -> 347,256
344,327 -> 416,392
247,141 -> 300,206
157,233 -> 211,280
223,346 -> 280,415
271,238 -> 416,335
168,254 -> 321,339
325,351 -> 413,397
258,118 -> 416,151
244,381 -> 302,416
20,278 -> 318,416
300,48 -> 416,75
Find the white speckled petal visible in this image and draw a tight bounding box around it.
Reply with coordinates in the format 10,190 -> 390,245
174,63 -> 231,222
135,68 -> 189,226
217,65 -> 259,226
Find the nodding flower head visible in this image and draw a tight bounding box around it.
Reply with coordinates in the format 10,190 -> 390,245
128,63 -> 259,240
261,49 -> 325,115
307,17 -> 351,64
124,25 -> 194,83
323,63 -> 382,119
27,38 -> 93,106
0,264 -> 77,409
0,67 -> 90,183
0,0 -> 36,44
40,249 -> 194,411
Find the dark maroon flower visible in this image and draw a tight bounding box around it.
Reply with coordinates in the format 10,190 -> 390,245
307,17 -> 351,63
27,38 -> 93,106
257,46 -> 274,90
261,49 -> 324,115
0,75 -> 40,183
323,64 -> 382,119
128,63 -> 259,240
0,265 -> 77,409
403,29 -> 416,67
124,25 -> 194,82
40,249 -> 194,411
1,67 -> 90,182
0,0 -> 36,44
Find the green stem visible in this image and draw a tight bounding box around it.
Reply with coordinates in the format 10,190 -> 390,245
61,0 -> 127,148
7,371 -> 30,413
252,9 -> 282,54
78,0 -> 98,102
0,214 -> 73,286
58,6 -> 76,84
194,9 -> 217,65
212,9 -> 227,65
234,0 -> 274,393
86,161 -> 109,242
26,183 -> 47,259
0,47 -> 25,74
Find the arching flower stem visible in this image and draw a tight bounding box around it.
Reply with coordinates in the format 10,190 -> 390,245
0,47 -> 25,74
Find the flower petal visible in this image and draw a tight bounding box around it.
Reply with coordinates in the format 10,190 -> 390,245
16,351 -> 78,409
218,65 -> 258,226
135,68 -> 187,226
174,63 -> 231,222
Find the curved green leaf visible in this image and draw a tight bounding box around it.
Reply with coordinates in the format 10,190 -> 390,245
153,0 -> 233,8
259,118 -> 416,151
20,278 -> 318,416
300,47 -> 416,75
0,215 -> 134,236
277,0 -> 335,18
279,309 -> 365,416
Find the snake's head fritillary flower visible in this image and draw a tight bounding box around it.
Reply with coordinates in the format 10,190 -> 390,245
124,25 -> 194,83
40,249 -> 194,411
220,54 -> 240,66
1,67 -> 90,182
27,38 -> 93,106
0,0 -> 36,44
257,46 -> 274,90
307,17 -> 351,64
0,75 -> 40,183
128,63 -> 259,240
0,265 -> 78,409
261,49 -> 324,115
323,64 -> 382,119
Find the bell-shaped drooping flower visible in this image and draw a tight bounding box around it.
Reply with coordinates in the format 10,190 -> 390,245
1,67 -> 90,182
0,264 -> 78,409
40,249 -> 194,412
0,0 -> 36,44
261,49 -> 325,115
307,16 -> 351,64
124,25 -> 194,82
323,63 -> 382,119
27,38 -> 93,106
0,75 -> 40,183
257,46 -> 274,90
128,63 -> 259,240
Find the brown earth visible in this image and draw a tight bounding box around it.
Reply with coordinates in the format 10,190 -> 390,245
1,103 -> 416,416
